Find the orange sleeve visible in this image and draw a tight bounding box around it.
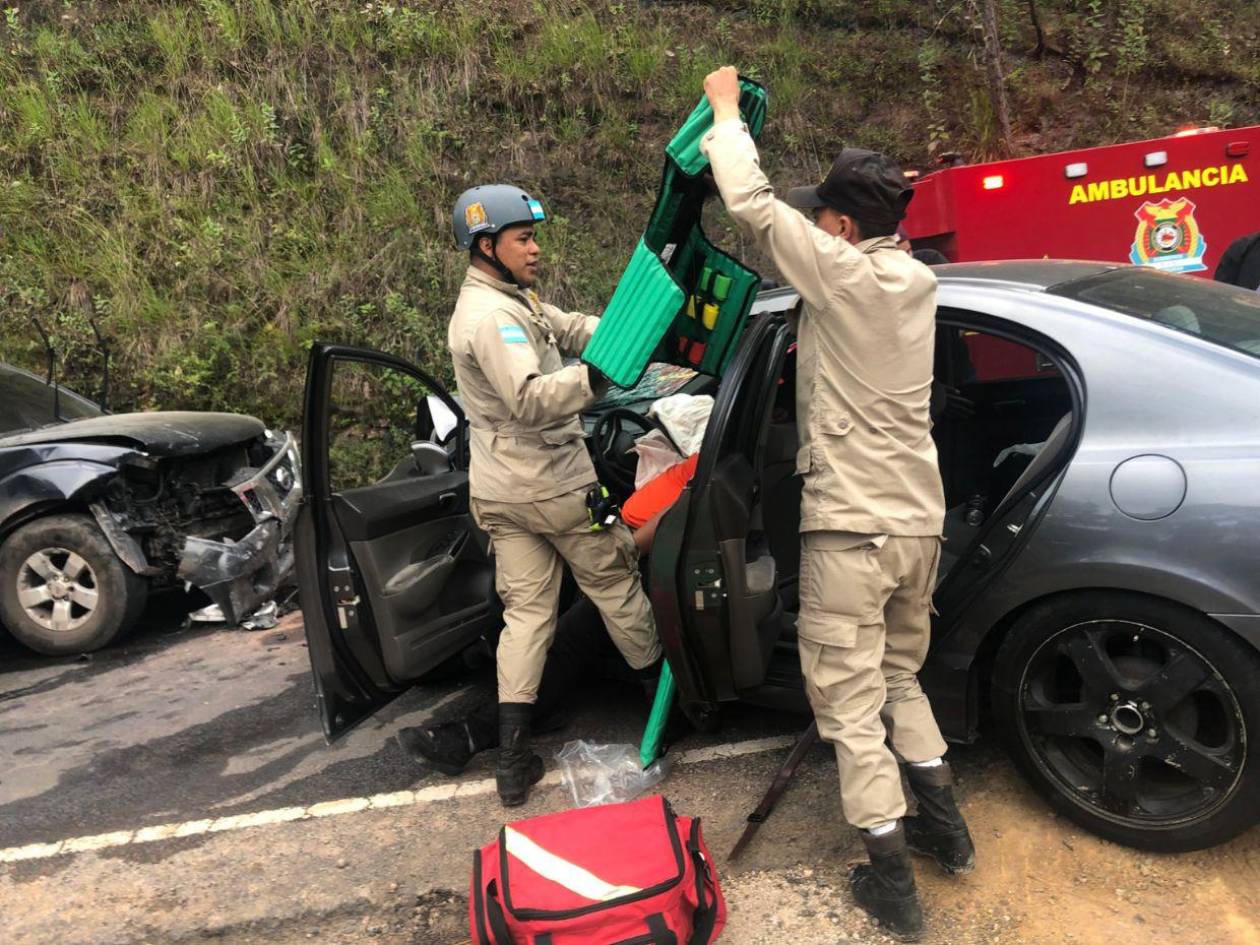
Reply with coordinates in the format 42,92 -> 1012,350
622,454 -> 701,529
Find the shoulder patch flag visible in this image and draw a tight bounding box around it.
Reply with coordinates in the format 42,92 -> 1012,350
499,325 -> 529,345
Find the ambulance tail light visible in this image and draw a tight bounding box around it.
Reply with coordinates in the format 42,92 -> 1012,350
982,174 -> 1005,191
1226,141 -> 1250,158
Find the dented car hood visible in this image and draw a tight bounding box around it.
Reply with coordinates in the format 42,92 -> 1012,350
0,412 -> 266,457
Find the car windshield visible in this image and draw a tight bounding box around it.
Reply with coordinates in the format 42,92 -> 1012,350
0,364 -> 104,436
1048,268 -> 1260,360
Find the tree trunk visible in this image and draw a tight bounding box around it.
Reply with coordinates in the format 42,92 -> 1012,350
1027,0 -> 1046,58
978,0 -> 1014,156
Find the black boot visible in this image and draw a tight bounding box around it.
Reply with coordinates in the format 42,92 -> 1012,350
497,702 -> 544,807
903,762 -> 975,875
396,714 -> 497,775
849,823 -> 924,942
637,658 -> 665,704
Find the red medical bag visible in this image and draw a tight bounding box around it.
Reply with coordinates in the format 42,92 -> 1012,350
470,795 -> 726,945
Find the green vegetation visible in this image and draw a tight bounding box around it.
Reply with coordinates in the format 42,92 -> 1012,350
2,0 -> 1257,428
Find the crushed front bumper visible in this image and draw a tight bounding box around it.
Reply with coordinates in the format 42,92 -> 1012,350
176,433 -> 302,624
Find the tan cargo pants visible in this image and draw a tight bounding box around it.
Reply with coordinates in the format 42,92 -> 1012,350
471,487 -> 661,704
797,531 -> 949,829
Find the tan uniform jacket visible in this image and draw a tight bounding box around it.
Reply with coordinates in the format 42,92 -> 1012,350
448,266 -> 602,502
701,119 -> 945,536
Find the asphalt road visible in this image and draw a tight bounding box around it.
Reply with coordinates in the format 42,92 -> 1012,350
2,603 -> 1257,945
1,595 -> 765,851
0,607 -> 463,850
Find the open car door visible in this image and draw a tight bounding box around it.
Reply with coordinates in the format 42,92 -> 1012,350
295,343 -> 499,740
649,313 -> 795,725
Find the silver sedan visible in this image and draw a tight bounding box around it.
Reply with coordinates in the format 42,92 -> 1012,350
662,260 -> 1260,851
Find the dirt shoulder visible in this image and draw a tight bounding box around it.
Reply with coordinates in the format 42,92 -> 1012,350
7,741 -> 1253,945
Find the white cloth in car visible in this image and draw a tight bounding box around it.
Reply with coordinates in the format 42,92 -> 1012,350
649,394 -> 714,456
631,394 -> 715,489
632,430 -> 687,489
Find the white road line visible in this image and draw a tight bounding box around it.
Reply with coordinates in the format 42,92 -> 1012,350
0,733 -> 799,865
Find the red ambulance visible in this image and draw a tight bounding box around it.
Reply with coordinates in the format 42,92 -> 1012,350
903,124 -> 1260,278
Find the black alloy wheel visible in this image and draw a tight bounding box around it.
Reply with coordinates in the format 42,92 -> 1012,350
993,592 -> 1258,852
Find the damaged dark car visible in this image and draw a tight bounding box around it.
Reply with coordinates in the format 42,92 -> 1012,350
0,361 -> 300,655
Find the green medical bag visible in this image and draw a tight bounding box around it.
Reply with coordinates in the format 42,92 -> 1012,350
583,79 -> 768,389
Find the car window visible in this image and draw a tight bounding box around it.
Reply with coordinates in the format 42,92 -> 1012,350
0,364 -> 103,435
1048,269 -> 1260,360
952,330 -> 1061,383
326,360 -> 440,491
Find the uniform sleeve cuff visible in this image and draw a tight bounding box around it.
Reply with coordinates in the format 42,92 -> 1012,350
700,117 -> 748,154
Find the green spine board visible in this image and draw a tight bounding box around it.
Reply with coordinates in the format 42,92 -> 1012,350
582,238 -> 687,390
639,659 -> 676,768
665,78 -> 768,177
656,226 -> 761,377
586,76 -> 768,390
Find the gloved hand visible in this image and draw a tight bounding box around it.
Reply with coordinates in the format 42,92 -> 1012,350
586,363 -> 612,396
930,382 -> 975,421
941,386 -> 975,420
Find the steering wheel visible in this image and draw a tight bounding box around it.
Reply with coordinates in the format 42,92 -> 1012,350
591,408 -> 663,498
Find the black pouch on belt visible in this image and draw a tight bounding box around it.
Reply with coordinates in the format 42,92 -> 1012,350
585,485 -> 620,531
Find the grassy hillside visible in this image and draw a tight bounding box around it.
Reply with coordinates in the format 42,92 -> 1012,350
2,0 -> 1258,428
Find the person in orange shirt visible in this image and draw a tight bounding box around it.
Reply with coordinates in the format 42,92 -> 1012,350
620,452 -> 699,545
397,453 -> 699,775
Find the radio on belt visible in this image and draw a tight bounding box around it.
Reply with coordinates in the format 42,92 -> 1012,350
585,485 -> 619,531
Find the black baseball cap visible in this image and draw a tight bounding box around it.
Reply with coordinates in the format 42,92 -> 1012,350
786,148 -> 914,226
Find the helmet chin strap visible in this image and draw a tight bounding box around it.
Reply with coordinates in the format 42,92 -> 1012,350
474,234 -> 519,286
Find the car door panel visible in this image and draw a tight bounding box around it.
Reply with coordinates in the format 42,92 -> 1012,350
297,343 -> 498,740
331,474 -> 468,541
345,511 -> 497,681
658,314 -> 790,717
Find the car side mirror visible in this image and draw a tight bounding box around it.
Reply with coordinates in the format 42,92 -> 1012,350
410,441 -> 454,476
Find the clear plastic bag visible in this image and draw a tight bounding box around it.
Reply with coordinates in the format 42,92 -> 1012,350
555,740 -> 674,808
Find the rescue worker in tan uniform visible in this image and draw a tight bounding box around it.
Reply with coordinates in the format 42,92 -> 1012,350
701,67 -> 974,940
445,185 -> 661,807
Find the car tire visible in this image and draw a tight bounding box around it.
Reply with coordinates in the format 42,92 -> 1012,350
0,514 -> 149,656
992,591 -> 1259,852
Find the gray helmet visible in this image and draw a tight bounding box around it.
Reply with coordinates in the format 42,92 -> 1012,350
452,184 -> 547,250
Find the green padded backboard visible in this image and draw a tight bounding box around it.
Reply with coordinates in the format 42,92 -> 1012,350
583,78 -> 768,389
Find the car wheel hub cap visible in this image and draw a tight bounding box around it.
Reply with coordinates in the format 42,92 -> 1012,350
1109,702 -> 1146,736
16,547 -> 99,633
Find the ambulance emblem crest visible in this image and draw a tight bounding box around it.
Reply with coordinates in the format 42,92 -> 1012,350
1128,197 -> 1207,273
